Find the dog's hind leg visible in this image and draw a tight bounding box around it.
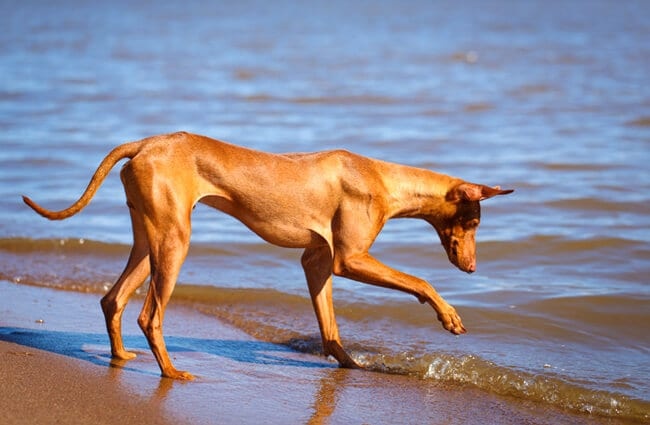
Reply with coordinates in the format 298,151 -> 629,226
100,207 -> 150,360
301,245 -> 360,369
137,211 -> 193,380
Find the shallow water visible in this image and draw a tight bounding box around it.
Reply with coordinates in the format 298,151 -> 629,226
1,0 -> 649,422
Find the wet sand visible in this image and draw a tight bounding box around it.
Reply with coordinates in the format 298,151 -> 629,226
0,280 -> 628,425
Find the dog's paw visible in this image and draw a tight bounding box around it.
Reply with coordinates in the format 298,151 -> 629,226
112,350 -> 137,361
438,309 -> 467,335
325,341 -> 363,369
338,356 -> 363,370
162,368 -> 195,381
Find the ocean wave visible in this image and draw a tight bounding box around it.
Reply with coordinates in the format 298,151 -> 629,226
243,93 -> 401,106
0,237 -> 295,259
0,237 -> 129,256
169,284 -> 649,421
476,234 -> 649,264
545,197 -> 649,214
353,351 -> 649,422
170,285 -> 650,421
625,116 -> 650,127
531,162 -> 616,172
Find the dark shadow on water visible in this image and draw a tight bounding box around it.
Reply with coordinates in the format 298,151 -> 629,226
0,326 -> 332,373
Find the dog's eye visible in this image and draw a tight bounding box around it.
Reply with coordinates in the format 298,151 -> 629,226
466,219 -> 479,229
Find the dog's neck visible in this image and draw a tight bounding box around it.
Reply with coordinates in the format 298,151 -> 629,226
380,162 -> 461,220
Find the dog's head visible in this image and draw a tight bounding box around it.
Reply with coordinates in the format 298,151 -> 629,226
430,183 -> 513,273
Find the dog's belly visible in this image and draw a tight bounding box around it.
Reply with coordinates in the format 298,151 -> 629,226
199,195 -> 327,249
242,221 -> 321,248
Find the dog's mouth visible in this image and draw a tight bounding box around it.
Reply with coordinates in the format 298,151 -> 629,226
448,247 -> 476,274
450,257 -> 476,274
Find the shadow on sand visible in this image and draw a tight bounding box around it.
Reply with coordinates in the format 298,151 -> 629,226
0,326 -> 332,372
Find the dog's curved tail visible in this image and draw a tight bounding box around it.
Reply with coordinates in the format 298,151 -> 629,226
22,141 -> 142,220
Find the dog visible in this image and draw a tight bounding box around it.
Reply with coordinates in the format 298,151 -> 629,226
23,132 -> 513,379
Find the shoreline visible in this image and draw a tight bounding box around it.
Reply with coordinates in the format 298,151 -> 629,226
0,280 -> 633,425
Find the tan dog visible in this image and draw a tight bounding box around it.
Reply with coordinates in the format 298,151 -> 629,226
23,132 -> 513,380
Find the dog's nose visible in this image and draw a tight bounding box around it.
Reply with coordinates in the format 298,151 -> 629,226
466,263 -> 476,274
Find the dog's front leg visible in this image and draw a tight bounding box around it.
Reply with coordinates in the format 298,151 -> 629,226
333,252 -> 466,335
301,246 -> 361,368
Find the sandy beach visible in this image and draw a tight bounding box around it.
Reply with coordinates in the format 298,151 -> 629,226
0,280 -> 630,425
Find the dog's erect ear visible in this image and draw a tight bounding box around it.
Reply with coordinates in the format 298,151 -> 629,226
447,183 -> 514,202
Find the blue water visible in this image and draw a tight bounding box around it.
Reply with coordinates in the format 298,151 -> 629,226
1,1 -> 649,421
